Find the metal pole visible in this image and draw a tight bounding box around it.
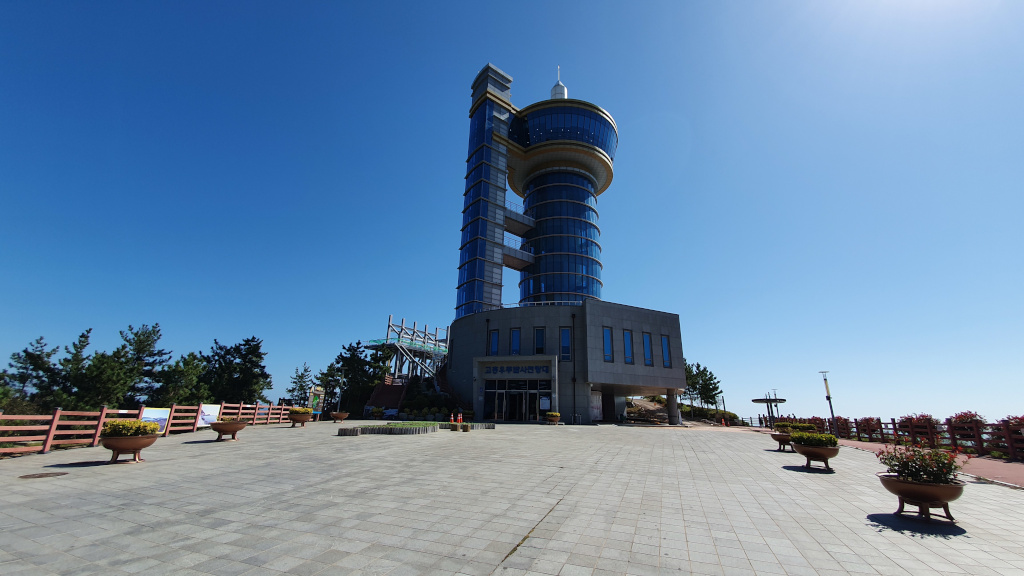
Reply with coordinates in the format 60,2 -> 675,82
820,371 -> 838,436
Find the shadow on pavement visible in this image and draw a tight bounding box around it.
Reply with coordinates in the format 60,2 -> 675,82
45,461 -> 109,468
865,513 -> 967,539
782,465 -> 835,474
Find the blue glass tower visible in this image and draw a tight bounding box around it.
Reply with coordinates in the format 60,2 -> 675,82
456,65 -> 617,318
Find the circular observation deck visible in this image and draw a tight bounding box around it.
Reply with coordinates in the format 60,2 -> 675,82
505,99 -> 618,196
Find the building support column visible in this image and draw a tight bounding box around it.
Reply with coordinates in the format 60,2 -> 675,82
666,389 -> 680,425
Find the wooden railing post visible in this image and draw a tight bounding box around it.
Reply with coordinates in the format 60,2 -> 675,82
163,404 -> 177,437
91,406 -> 109,446
41,407 -> 62,454
945,418 -> 957,450
192,405 -> 203,432
136,405 -> 146,421
1003,420 -> 1019,461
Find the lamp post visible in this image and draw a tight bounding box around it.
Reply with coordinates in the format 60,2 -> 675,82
820,371 -> 838,436
335,367 -> 347,413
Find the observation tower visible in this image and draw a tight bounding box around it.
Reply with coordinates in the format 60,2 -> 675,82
455,64 -> 618,318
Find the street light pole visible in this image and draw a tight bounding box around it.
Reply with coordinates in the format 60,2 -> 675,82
336,368 -> 347,412
820,371 -> 838,436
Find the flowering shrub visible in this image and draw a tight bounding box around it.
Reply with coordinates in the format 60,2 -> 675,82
218,417 -> 238,422
949,411 -> 983,424
289,407 -> 313,415
101,420 -> 159,437
1004,415 -> 1024,425
790,431 -> 838,447
876,444 -> 964,484
856,417 -> 879,429
808,416 -> 826,431
899,413 -> 939,425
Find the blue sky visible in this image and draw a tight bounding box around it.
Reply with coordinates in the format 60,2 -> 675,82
2,1 -> 1021,422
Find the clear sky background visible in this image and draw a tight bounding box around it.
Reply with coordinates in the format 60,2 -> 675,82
2,1 -> 1021,421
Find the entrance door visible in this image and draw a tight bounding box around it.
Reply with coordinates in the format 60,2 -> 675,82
506,391 -> 525,421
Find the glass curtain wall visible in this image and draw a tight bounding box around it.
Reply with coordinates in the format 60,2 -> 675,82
519,170 -> 603,303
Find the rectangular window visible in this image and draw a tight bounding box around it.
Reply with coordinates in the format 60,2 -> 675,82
534,327 -> 545,355
642,333 -> 653,366
488,330 -> 499,356
603,327 -> 613,362
510,328 -> 521,356
560,327 -> 572,361
623,330 -> 634,365
661,335 -> 672,368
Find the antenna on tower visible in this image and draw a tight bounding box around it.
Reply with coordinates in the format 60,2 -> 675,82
550,66 -> 567,99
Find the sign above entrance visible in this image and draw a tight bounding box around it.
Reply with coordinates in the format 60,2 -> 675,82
483,365 -> 550,375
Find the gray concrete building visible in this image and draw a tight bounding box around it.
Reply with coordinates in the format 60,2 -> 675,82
450,64 -> 686,424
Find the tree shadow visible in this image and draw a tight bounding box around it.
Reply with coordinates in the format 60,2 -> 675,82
782,464 -> 835,474
865,513 -> 967,539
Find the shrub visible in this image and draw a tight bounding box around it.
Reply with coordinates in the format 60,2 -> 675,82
773,423 -> 792,433
899,413 -> 939,425
1004,415 -> 1024,425
950,411 -> 983,424
790,431 -> 838,447
989,450 -> 1007,459
546,412 -> 561,418
289,407 -> 313,414
101,420 -> 159,437
218,417 -> 238,422
876,444 -> 964,484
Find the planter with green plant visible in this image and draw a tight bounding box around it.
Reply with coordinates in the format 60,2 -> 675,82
790,431 -> 840,470
288,407 -> 313,427
875,443 -> 967,522
100,420 -> 160,463
210,417 -> 247,441
771,423 -> 793,452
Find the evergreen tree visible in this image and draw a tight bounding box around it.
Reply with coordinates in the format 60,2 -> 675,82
119,324 -> 172,404
4,337 -> 59,403
200,337 -> 273,403
150,353 -> 209,406
286,363 -> 315,405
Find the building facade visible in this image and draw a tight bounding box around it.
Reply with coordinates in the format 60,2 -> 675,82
450,64 -> 686,424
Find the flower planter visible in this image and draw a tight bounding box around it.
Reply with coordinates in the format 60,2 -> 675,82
877,472 -> 965,522
770,432 -> 792,452
547,416 -> 560,425
791,443 -> 840,470
289,413 -> 312,427
100,434 -> 159,463
330,411 -> 350,423
210,421 -> 247,441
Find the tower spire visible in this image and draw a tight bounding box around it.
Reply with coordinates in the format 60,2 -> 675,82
550,65 -> 567,99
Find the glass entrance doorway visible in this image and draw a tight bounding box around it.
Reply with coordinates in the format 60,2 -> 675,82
484,379 -> 552,421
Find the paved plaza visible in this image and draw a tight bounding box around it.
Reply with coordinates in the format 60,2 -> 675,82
2,422 -> 1023,576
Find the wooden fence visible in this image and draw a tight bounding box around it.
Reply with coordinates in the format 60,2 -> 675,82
0,402 -> 295,456
775,416 -> 1024,461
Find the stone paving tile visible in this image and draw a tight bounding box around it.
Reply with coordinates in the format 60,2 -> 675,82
3,423 -> 1024,575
